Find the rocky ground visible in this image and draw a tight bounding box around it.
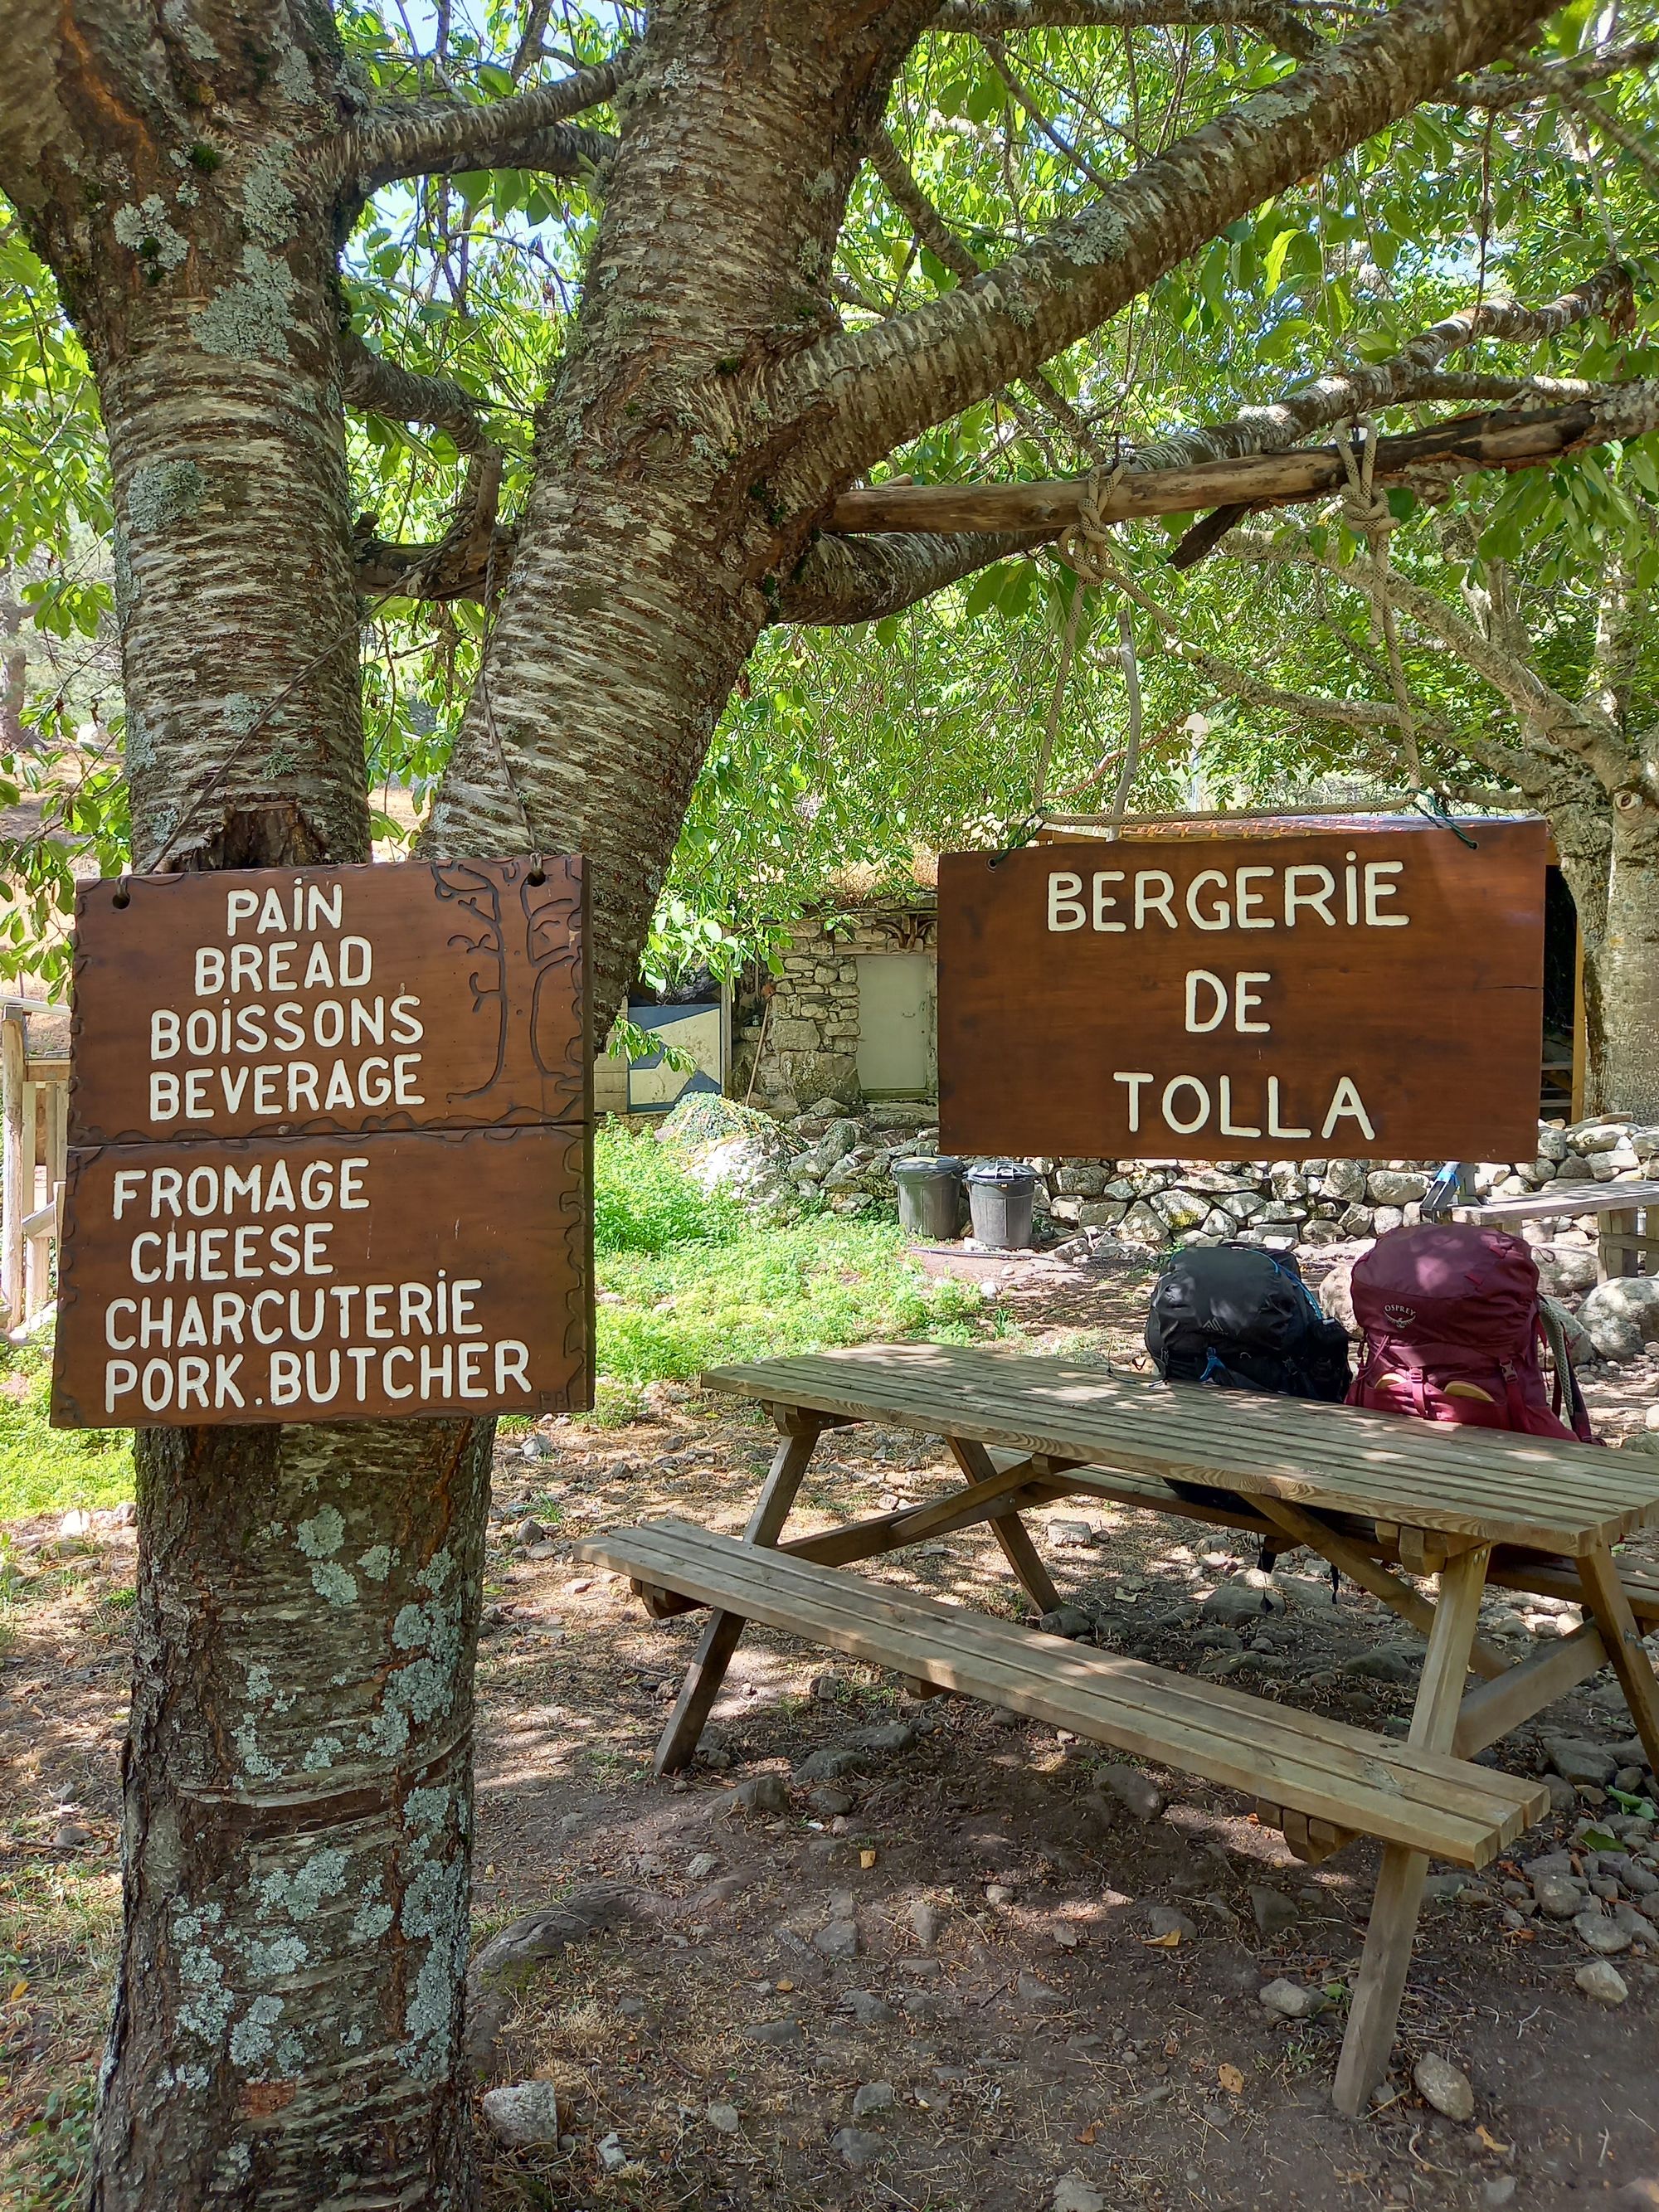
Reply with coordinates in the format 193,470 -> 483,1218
5,1254 -> 1659,2211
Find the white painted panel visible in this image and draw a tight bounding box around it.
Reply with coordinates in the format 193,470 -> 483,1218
856,955 -> 937,1098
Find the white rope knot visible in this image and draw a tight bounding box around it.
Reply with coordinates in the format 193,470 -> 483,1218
1058,460 -> 1128,585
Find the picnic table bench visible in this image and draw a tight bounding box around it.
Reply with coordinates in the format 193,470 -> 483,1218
574,1342 -> 1659,2115
1455,1175 -> 1659,1281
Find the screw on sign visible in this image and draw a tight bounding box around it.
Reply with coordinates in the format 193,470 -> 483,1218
51,856 -> 594,1428
937,819 -> 1547,1164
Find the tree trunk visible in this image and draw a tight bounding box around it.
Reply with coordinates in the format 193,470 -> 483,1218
77,133 -> 496,2212
92,1417 -> 491,2211
425,0 -> 932,1012
1583,801 -> 1659,1122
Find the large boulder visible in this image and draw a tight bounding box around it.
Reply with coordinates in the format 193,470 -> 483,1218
1533,1242 -> 1599,1297
1578,1276 -> 1659,1359
657,1096 -> 800,1216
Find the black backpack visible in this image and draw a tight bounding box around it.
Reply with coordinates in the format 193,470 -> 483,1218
1145,1242 -> 1351,1403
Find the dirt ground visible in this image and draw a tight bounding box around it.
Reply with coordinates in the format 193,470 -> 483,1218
4,1252 -> 1658,2212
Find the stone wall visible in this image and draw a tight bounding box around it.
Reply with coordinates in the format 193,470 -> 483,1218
750,901 -> 937,1116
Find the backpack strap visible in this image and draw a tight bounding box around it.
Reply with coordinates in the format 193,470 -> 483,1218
1537,1298 -> 1598,1443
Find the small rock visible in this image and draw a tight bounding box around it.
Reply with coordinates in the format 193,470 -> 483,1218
840,1990 -> 893,2026
1258,1978 -> 1318,2020
687,1853 -> 718,1882
1340,1649 -> 1418,1685
1576,1960 -> 1629,2005
57,1509 -> 94,1539
1544,1735 -> 1618,1787
1481,2180 -> 1518,2210
831,2127 -> 884,2171
746,2016 -> 803,2046
1545,1774 -> 1579,1813
1052,2177 -> 1107,2212
795,1746 -> 863,1782
725,1774 -> 790,1815
1574,1910 -> 1632,1956
810,1784 -> 854,1816
810,1674 -> 841,1702
1531,1874 -> 1586,1918
481,2081 -> 562,2146
517,1518 -> 547,1546
1049,1519 -> 1097,1548
1038,1605 -> 1096,1639
51,1821 -> 95,1850
1138,1905 -> 1195,1942
1413,2052 -> 1474,2122
706,2101 -> 741,2134
1201,1581 -> 1285,1626
985,1883 -> 1017,1907
906,1899 -> 941,1948
852,2082 -> 895,2117
519,1436 -> 552,1461
1249,1886 -> 1300,1940
815,1918 -> 860,1959
1097,1764 -> 1165,1823
1613,2180 -> 1659,2210
596,2132 -> 627,2173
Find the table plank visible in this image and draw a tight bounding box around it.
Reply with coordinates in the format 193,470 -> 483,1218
703,1346 -> 1659,1554
1456,1179 -> 1659,1224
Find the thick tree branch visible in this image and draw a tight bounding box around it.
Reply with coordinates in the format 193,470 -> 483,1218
866,126 -> 1102,455
781,0 -> 1552,482
328,49 -> 630,198
774,529 -> 1043,624
338,330 -> 494,455
1128,264 -> 1632,472
932,0 -> 1330,58
1442,36 -> 1659,111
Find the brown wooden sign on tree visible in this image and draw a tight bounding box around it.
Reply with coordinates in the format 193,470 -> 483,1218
52,857 -> 593,1427
938,821 -> 1547,1163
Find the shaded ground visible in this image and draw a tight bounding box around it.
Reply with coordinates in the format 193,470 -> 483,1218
4,1255 -> 1657,2211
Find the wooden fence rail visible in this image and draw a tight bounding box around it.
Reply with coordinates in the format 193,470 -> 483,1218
2,999 -> 70,1334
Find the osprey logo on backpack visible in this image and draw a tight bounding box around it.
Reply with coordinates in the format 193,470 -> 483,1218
1383,1302 -> 1417,1326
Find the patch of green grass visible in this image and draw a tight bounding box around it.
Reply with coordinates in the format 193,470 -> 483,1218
592,1213 -> 985,1410
593,1119 -> 743,1257
0,1343 -> 133,1523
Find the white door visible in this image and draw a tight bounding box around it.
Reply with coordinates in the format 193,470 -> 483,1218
856,955 -> 937,1098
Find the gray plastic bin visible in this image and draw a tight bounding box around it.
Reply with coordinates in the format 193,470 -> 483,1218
893,1155 -> 964,1241
966,1159 -> 1037,1251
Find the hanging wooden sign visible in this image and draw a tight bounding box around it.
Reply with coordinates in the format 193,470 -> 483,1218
67,857 -> 587,1144
52,857 -> 594,1428
938,821 -> 1546,1162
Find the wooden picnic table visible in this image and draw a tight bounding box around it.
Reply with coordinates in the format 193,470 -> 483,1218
1456,1175 -> 1659,1281
574,1341 -> 1659,2116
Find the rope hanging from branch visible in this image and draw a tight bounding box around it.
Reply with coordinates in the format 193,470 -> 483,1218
1034,461 -> 1133,826
1336,416 -> 1424,786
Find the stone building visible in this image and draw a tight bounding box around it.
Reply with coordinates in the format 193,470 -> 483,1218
744,894 -> 938,1117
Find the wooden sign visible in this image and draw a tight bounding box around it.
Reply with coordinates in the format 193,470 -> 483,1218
52,857 -> 593,1427
51,1127 -> 589,1427
938,821 -> 1546,1162
67,857 -> 586,1144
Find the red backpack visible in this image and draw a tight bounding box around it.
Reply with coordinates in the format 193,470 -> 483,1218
1348,1223 -> 1596,1442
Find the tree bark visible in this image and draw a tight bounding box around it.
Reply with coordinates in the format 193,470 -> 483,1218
1586,803 -> 1659,1123
425,0 -> 937,1014
93,1417 -> 491,2211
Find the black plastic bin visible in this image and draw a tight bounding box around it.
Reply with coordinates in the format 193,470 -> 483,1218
966,1159 -> 1037,1251
892,1155 -> 964,1241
